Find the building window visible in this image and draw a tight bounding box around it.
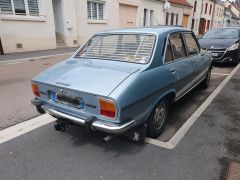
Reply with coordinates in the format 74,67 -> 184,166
205,3 -> 208,14
0,0 -> 12,13
194,1 -> 197,13
143,8 -> 148,26
209,4 -> 212,15
14,0 -> 26,14
166,12 -> 169,25
170,12 -> 174,25
176,14 -> 178,25
0,0 -> 39,16
150,10 -> 154,26
87,1 -> 105,20
28,0 -> 39,15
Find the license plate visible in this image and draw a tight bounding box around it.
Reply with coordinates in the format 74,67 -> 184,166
49,91 -> 84,109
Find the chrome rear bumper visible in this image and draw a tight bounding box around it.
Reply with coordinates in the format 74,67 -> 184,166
40,105 -> 135,134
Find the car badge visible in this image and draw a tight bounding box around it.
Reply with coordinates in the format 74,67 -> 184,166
211,46 -> 214,49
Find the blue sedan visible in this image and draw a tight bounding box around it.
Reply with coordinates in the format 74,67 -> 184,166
31,27 -> 212,142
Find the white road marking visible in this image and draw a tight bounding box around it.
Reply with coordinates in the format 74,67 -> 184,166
211,72 -> 230,76
0,52 -> 73,66
0,65 -> 239,147
0,114 -> 55,144
146,63 -> 240,149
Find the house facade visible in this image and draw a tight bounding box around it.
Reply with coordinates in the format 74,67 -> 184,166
212,0 -> 225,28
165,0 -> 192,29
0,0 -> 56,54
223,0 -> 240,27
0,0 -> 194,54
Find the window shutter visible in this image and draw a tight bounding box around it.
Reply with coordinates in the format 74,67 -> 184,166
28,0 -> 39,15
13,0 -> 26,14
0,0 -> 12,13
98,3 -> 103,20
87,2 -> 91,19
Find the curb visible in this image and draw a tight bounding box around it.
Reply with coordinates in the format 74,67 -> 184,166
0,52 -> 74,66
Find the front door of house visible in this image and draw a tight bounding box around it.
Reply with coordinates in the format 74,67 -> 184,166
182,14 -> 189,28
199,18 -> 206,35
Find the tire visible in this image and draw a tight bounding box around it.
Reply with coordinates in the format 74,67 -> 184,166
233,56 -> 240,66
147,99 -> 169,138
200,68 -> 211,89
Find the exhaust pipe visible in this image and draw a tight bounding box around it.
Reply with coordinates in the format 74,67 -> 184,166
102,134 -> 116,143
36,105 -> 45,114
31,99 -> 45,114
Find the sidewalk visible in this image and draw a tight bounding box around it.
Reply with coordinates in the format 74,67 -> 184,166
0,47 -> 77,61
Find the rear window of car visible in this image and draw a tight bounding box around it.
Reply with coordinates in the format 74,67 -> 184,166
75,34 -> 155,64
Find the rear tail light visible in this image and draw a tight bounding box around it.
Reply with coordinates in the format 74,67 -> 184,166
32,83 -> 40,97
99,98 -> 117,119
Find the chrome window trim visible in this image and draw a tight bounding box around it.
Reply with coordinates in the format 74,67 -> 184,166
163,31 -> 190,65
182,32 -> 201,58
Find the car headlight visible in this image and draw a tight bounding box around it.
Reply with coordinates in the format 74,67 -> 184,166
226,43 -> 239,51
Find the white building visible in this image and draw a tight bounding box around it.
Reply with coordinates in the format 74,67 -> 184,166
164,0 -> 193,29
0,0 -> 193,54
223,0 -> 240,27
212,0 -> 225,28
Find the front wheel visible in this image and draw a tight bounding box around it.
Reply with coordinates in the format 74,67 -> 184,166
147,99 -> 169,138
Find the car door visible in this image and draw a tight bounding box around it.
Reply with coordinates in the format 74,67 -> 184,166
164,32 -> 195,99
182,32 -> 208,86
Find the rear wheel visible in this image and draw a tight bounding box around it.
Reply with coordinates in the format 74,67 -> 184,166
147,99 -> 169,138
200,68 -> 211,89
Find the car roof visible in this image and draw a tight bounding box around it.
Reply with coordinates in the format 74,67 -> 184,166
96,26 -> 190,35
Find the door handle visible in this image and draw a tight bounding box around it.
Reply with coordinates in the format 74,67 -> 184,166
169,68 -> 176,74
193,60 -> 197,64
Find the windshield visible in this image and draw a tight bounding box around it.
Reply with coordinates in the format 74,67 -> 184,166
202,28 -> 239,39
75,34 -> 155,64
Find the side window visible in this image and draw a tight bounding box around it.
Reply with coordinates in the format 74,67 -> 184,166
165,39 -> 173,63
183,33 -> 200,56
169,33 -> 187,60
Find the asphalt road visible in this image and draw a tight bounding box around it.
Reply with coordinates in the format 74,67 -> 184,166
0,55 -> 69,130
0,57 -> 239,179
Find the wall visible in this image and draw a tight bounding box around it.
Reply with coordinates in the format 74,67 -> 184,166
0,0 -> 56,54
139,0 -> 164,26
52,0 -> 65,38
78,0 -> 119,45
188,0 -> 203,35
166,4 -> 192,29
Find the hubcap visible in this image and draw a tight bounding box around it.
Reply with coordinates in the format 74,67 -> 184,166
153,103 -> 166,130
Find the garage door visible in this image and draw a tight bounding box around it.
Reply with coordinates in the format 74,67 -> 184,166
119,4 -> 137,28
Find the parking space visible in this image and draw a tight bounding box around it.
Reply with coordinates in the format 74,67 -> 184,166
149,65 -> 234,143
0,63 -> 240,180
